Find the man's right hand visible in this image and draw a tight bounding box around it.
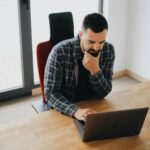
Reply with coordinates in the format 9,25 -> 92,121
73,108 -> 96,122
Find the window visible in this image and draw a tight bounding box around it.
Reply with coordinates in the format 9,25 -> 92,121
30,0 -> 100,83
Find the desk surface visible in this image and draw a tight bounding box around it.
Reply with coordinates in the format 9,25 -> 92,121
0,82 -> 150,150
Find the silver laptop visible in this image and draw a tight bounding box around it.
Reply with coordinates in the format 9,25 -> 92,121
74,107 -> 149,142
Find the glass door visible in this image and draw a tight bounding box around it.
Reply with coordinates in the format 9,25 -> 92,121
0,0 -> 102,101
30,0 -> 100,84
0,0 -> 34,101
0,0 -> 23,92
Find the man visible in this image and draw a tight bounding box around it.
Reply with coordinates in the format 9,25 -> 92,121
44,13 -> 115,122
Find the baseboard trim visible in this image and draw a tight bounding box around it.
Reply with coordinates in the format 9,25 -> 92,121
125,70 -> 148,82
113,69 -> 148,82
32,69 -> 148,96
112,70 -> 126,79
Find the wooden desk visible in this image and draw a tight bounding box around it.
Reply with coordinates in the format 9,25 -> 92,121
0,82 -> 150,150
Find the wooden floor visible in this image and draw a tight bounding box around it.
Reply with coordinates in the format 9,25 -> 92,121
0,76 -> 140,124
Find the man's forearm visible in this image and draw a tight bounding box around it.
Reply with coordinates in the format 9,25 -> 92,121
46,93 -> 79,117
89,71 -> 112,98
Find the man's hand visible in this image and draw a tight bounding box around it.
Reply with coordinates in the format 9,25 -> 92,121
82,51 -> 100,75
73,108 -> 96,122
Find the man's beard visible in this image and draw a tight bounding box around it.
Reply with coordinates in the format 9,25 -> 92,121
87,49 -> 101,57
81,41 -> 101,57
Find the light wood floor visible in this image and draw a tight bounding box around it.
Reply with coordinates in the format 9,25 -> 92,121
0,76 -> 140,124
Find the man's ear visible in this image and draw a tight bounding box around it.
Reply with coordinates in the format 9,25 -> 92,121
79,31 -> 83,40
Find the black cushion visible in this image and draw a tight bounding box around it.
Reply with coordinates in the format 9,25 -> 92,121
49,12 -> 74,45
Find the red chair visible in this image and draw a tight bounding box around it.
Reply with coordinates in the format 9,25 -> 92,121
32,12 -> 74,113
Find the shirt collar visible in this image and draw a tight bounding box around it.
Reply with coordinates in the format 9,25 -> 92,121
73,35 -> 84,63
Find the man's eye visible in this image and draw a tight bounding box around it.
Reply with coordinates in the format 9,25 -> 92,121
88,41 -> 95,44
100,41 -> 105,44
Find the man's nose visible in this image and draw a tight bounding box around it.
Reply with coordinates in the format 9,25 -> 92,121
93,43 -> 100,51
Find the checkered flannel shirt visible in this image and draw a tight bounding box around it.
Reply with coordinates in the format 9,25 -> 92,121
44,36 -> 115,117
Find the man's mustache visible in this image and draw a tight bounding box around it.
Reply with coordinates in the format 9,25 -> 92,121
86,49 -> 101,57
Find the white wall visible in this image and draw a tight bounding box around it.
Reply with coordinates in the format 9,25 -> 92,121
127,0 -> 150,80
103,0 -> 130,72
104,0 -> 150,80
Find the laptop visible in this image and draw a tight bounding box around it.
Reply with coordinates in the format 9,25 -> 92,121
74,107 -> 149,142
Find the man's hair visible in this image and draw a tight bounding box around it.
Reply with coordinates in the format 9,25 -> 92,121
82,13 -> 108,33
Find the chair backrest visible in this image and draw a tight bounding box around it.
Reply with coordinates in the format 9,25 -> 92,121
49,12 -> 74,45
36,12 -> 74,103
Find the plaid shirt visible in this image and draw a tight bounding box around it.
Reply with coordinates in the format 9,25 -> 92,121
44,36 -> 115,117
